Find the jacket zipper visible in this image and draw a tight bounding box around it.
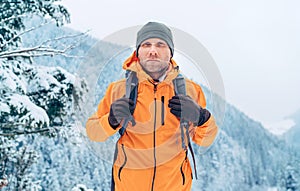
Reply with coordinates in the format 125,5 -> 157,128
118,144 -> 127,181
161,96 -> 165,126
180,151 -> 188,185
180,160 -> 186,185
151,83 -> 158,191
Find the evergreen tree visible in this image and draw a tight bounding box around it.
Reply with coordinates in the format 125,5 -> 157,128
284,163 -> 299,191
0,1 -> 88,190
0,0 -> 70,52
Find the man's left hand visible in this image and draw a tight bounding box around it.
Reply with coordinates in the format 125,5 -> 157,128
168,95 -> 211,126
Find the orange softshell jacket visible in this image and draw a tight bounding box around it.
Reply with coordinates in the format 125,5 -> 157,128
86,51 -> 218,191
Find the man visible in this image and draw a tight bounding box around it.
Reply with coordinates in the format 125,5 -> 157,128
86,22 -> 218,191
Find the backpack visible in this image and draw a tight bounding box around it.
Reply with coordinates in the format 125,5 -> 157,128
111,70 -> 198,190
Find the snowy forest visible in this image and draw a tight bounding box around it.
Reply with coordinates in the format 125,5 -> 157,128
0,1 -> 300,191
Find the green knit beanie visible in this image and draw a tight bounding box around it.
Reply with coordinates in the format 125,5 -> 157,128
136,22 -> 174,57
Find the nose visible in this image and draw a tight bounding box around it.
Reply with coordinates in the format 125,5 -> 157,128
148,45 -> 158,56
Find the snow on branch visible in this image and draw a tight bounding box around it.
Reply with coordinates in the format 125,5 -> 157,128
0,20 -> 51,50
0,14 -> 28,25
0,12 -> 45,26
0,31 -> 89,59
0,127 -> 51,137
0,122 -> 68,137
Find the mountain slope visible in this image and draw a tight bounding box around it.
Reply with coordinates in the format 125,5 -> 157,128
283,109 -> 300,150
193,92 -> 292,190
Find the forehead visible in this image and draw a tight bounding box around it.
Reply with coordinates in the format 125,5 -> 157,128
141,38 -> 167,44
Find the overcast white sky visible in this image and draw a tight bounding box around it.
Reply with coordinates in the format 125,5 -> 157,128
61,0 -> 300,129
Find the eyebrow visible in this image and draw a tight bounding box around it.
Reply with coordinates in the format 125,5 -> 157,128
142,41 -> 167,44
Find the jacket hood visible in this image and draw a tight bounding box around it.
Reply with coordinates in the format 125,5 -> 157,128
122,51 -> 180,83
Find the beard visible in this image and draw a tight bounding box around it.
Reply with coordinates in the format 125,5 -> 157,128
139,60 -> 170,80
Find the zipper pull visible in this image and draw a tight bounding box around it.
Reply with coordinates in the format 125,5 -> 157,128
148,78 -> 159,98
153,83 -> 158,99
154,84 -> 157,93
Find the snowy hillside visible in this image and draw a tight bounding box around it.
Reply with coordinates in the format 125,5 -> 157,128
22,16 -> 129,75
193,92 -> 297,190
283,109 -> 300,150
265,119 -> 296,136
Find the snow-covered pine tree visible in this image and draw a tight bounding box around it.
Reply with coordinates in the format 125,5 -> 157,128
0,1 -> 88,190
281,160 -> 299,191
0,0 -> 70,52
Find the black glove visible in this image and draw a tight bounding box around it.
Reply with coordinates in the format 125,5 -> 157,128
168,95 -> 211,126
108,98 -> 135,129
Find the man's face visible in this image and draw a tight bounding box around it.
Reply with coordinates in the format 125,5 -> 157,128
138,38 -> 171,79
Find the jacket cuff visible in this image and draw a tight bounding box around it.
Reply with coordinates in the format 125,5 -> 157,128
99,114 -> 119,136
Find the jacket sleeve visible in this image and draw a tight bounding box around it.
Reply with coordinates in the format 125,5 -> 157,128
86,83 -> 119,142
190,82 -> 219,147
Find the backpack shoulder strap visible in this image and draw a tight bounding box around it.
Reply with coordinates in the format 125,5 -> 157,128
118,70 -> 138,136
173,73 -> 186,95
112,71 -> 138,190
172,73 -> 198,180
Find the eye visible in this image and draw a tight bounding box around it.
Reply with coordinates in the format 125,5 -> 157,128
141,42 -> 152,48
156,42 -> 167,48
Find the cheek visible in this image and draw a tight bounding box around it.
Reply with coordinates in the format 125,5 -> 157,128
137,50 -> 147,60
162,50 -> 171,60
162,54 -> 171,62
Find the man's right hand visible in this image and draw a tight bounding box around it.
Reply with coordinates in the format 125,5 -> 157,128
108,97 -> 135,129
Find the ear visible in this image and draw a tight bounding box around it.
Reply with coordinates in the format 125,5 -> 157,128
134,50 -> 139,58
135,46 -> 140,58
